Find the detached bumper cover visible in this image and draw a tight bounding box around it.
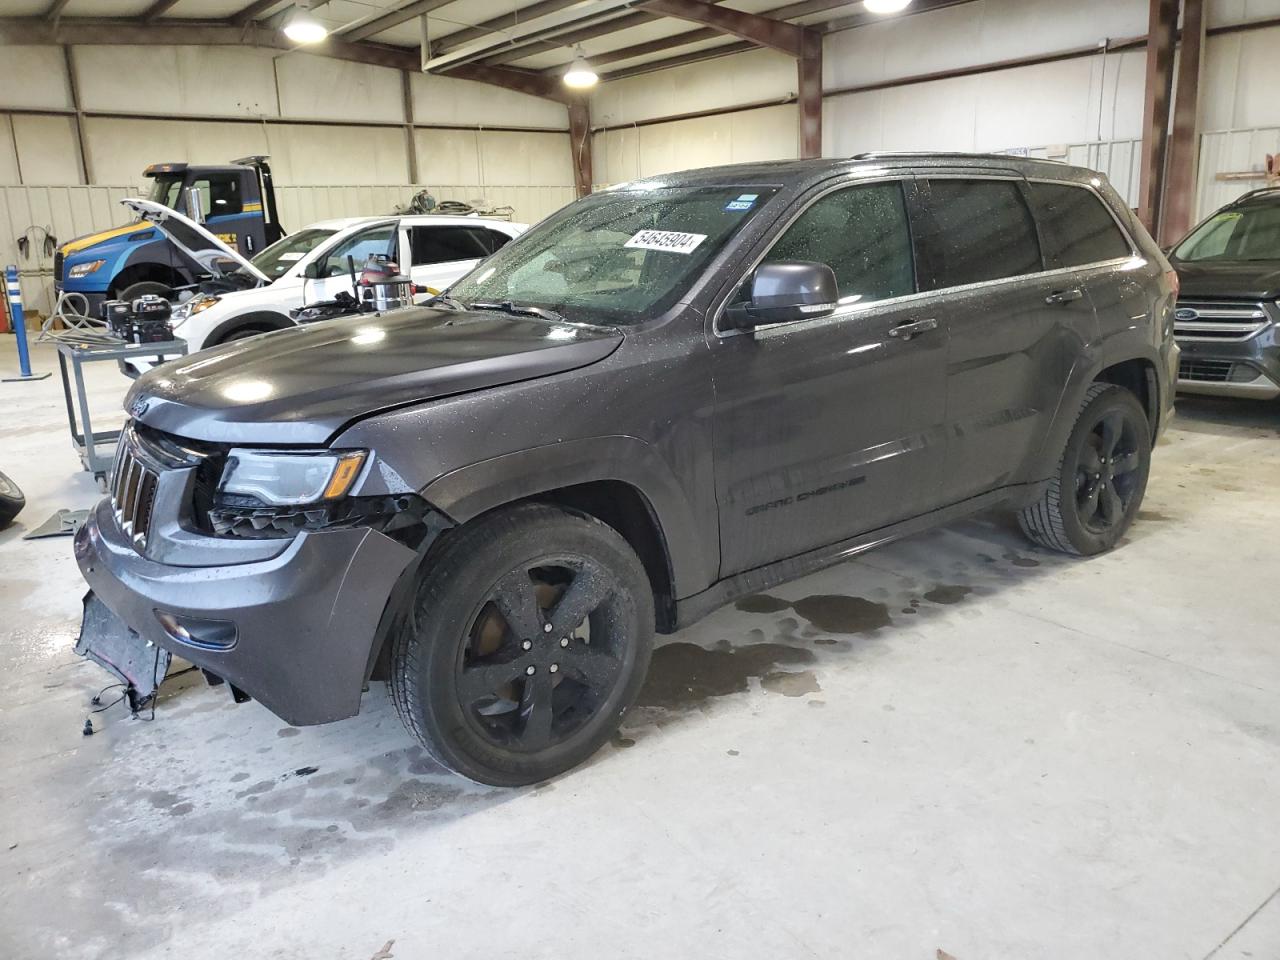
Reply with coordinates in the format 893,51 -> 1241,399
74,498 -> 416,725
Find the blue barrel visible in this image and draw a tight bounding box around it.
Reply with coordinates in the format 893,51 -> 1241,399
4,265 -> 33,378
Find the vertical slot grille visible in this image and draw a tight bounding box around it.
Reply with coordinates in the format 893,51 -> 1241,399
110,432 -> 160,551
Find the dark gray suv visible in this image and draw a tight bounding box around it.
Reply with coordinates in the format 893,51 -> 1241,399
75,154 -> 1178,785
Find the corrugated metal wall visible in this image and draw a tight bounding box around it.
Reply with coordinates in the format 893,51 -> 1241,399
2,182 -> 576,315
1195,127 -> 1280,223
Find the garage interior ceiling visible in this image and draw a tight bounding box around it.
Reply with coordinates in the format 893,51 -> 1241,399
3,0 -> 978,81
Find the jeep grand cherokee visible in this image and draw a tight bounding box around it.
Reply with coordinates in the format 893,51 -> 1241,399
75,154 -> 1177,786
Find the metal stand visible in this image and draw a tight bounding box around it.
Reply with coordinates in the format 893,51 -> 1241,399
54,337 -> 188,484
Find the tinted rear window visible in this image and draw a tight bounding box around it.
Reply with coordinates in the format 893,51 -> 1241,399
919,179 -> 1042,289
1027,182 -> 1131,267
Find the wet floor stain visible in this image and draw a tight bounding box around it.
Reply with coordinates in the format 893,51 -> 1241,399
637,640 -> 815,709
790,595 -> 891,634
611,734 -> 636,749
1138,509 -> 1174,522
1003,553 -> 1041,568
761,670 -> 821,697
923,584 -> 973,605
277,728 -> 301,738
734,593 -> 793,614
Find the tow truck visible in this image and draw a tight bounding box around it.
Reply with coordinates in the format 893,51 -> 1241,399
54,156 -> 285,315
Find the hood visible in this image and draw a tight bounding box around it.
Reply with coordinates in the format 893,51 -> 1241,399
126,307 -> 623,444
1172,258 -> 1280,301
120,198 -> 271,285
60,221 -> 156,259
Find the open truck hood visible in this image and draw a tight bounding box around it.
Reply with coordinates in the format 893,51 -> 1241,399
125,306 -> 623,444
120,198 -> 272,286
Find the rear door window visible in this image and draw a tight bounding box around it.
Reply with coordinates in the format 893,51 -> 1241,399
1027,182 -> 1131,267
918,178 -> 1042,290
411,226 -> 494,264
763,180 -> 915,306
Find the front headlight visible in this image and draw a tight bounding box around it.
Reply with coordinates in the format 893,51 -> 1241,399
68,259 -> 105,278
219,449 -> 367,506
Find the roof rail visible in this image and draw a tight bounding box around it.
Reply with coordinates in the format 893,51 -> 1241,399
851,151 -> 1066,164
1233,185 -> 1280,203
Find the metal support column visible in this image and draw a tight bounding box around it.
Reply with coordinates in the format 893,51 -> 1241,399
568,99 -> 593,199
798,31 -> 823,160
401,68 -> 420,184
1160,0 -> 1205,246
1137,0 -> 1178,235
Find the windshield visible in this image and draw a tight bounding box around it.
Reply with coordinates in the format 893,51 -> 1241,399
448,185 -> 779,324
247,228 -> 338,280
147,175 -> 185,210
1175,202 -> 1280,262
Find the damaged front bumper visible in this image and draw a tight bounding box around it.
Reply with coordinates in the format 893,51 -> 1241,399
74,498 -> 417,725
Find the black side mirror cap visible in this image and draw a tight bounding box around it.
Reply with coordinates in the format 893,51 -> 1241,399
722,261 -> 838,331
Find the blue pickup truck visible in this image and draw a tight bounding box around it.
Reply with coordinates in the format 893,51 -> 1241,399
55,155 -> 285,315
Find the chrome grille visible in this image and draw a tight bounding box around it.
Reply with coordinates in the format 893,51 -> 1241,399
110,429 -> 160,551
1173,299 -> 1272,342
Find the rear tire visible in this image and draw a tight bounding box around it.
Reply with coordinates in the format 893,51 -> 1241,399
390,503 -> 654,786
1018,383 -> 1151,556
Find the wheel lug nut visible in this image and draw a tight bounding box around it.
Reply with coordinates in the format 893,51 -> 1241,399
525,665 -> 536,675
560,637 -> 569,647
543,623 -> 553,633
549,664 -> 559,673
522,640 -> 532,650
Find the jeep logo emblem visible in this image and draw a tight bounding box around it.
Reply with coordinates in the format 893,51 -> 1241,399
1174,307 -> 1198,321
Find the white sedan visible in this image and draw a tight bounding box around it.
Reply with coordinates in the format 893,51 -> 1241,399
120,198 -> 526,353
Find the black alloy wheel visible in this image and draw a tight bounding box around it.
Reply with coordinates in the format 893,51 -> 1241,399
390,503 -> 653,786
1074,408 -> 1143,535
458,555 -> 626,753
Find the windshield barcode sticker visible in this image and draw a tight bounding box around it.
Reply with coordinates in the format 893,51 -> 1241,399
625,230 -> 707,255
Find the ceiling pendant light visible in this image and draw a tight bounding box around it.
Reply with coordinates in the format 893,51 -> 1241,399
283,4 -> 329,44
563,48 -> 599,89
863,0 -> 912,13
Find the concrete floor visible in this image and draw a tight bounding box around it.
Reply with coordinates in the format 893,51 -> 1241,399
2,335 -> 1278,960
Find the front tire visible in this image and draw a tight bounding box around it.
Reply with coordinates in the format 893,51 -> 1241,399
116,281 -> 172,304
390,503 -> 654,786
1018,383 -> 1152,556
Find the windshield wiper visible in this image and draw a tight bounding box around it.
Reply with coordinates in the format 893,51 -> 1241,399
428,293 -> 469,311
469,300 -> 568,325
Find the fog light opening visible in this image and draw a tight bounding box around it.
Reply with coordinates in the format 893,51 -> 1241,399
154,610 -> 238,650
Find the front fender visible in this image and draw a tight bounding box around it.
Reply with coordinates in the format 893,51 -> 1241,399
422,435 -> 714,600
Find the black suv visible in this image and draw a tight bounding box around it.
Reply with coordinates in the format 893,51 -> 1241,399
75,154 -> 1177,785
1169,187 -> 1280,399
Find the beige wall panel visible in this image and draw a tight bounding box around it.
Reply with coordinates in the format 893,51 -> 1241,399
411,73 -> 569,130
74,45 -> 279,118
0,46 -> 73,112
275,53 -> 403,124
12,115 -> 82,185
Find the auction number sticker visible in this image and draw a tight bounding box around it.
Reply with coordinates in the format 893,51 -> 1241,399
625,229 -> 707,254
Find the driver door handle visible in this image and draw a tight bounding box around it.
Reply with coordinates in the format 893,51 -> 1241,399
888,318 -> 938,341
1045,287 -> 1084,304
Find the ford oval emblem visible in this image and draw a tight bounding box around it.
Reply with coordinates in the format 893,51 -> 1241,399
1174,307 -> 1198,321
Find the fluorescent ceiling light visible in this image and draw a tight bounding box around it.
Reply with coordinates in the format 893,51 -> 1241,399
863,0 -> 912,12
564,53 -> 599,89
283,6 -> 328,44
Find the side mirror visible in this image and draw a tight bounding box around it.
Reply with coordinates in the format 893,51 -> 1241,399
303,260 -> 324,279
723,261 -> 838,330
184,185 -> 206,224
